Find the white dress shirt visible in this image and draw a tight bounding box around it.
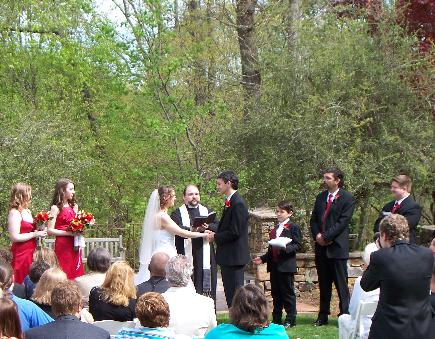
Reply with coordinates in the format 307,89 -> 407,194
326,189 -> 340,202
276,218 -> 290,237
162,286 -> 217,338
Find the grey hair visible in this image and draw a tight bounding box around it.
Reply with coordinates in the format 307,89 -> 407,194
165,255 -> 193,287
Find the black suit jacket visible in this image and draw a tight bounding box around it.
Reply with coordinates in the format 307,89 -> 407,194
25,315 -> 110,339
373,196 -> 421,244
214,191 -> 250,266
361,241 -> 433,339
260,222 -> 302,273
310,188 -> 355,259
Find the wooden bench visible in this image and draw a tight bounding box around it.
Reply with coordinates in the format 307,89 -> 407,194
44,236 -> 125,263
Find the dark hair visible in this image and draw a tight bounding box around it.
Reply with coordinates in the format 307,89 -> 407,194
323,167 -> 345,188
0,263 -> 13,293
51,281 -> 82,317
0,297 -> 23,339
51,178 -> 76,210
277,201 -> 294,214
87,248 -> 111,273
182,184 -> 199,196
229,284 -> 270,333
158,186 -> 175,208
217,171 -> 239,190
0,248 -> 12,265
136,292 -> 170,328
29,260 -> 50,284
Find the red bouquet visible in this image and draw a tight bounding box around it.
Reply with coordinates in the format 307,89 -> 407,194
34,210 -> 51,228
68,210 -> 95,233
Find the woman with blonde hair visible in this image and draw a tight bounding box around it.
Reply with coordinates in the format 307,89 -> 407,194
31,267 -> 67,317
8,183 -> 47,284
89,261 -> 136,321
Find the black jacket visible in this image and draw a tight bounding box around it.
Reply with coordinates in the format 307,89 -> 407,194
89,287 -> 136,321
25,315 -> 110,339
361,241 -> 433,339
260,222 -> 302,273
214,191 -> 250,266
310,188 -> 355,259
373,196 -> 421,244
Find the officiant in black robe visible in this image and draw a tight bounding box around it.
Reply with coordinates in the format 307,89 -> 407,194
170,184 -> 218,302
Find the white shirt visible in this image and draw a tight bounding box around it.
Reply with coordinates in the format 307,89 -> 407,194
326,189 -> 340,202
162,286 -> 217,338
276,218 -> 290,237
395,194 -> 410,206
226,190 -> 237,202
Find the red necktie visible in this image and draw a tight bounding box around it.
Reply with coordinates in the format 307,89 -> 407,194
322,193 -> 334,229
270,226 -> 279,262
391,202 -> 400,214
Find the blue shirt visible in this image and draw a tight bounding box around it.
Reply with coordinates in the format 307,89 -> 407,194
11,295 -> 54,331
205,323 -> 288,339
116,327 -> 177,339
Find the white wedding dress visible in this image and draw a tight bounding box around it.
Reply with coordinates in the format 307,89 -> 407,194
135,190 -> 178,285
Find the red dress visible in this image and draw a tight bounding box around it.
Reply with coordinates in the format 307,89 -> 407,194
54,206 -> 84,279
11,218 -> 37,284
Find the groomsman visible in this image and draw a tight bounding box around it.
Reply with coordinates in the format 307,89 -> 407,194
171,184 -> 218,301
205,171 -> 250,307
373,174 -> 421,244
310,167 -> 355,326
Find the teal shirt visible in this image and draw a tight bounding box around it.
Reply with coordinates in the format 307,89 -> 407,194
205,323 -> 288,339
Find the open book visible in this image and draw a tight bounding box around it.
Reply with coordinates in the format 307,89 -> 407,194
268,237 -> 292,249
193,212 -> 216,228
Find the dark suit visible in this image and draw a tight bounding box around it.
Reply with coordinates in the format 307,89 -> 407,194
310,188 -> 355,318
361,241 -> 433,339
214,191 -> 250,307
373,196 -> 421,244
25,315 -> 110,339
260,222 -> 302,323
171,204 -> 218,300
137,276 -> 170,296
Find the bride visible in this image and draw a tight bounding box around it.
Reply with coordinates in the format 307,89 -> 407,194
136,186 -> 207,284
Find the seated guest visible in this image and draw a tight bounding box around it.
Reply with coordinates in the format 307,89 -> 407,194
75,248 -> 111,304
25,281 -> 110,339
117,292 -> 188,339
31,267 -> 67,317
137,252 -> 170,297
205,284 -> 288,339
361,214 -> 433,339
0,247 -> 26,299
338,243 -> 380,339
32,247 -> 59,267
0,262 -> 53,331
24,260 -> 50,299
89,261 -> 136,321
0,296 -> 23,339
162,255 -> 216,337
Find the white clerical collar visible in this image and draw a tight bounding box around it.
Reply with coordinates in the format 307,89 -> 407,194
186,203 -> 199,209
226,190 -> 237,201
396,194 -> 409,205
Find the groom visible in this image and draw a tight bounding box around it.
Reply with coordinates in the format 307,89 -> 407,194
206,171 -> 250,307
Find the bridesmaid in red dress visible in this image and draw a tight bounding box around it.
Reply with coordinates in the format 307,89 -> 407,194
8,183 -> 47,284
47,178 -> 84,280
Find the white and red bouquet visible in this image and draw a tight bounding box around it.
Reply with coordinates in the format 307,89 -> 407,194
68,210 -> 95,251
33,210 -> 51,247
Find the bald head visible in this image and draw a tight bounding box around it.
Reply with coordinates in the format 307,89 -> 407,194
149,252 -> 170,278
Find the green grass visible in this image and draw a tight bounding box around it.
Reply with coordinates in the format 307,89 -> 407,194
217,313 -> 338,339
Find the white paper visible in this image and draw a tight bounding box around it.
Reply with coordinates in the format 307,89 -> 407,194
268,237 -> 292,249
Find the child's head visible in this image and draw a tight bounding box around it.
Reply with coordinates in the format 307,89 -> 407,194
32,248 -> 59,268
29,260 -> 51,284
276,201 -> 294,223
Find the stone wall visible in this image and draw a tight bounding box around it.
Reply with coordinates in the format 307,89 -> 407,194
248,208 -> 364,296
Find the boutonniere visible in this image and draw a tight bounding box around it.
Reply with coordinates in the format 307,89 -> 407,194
225,200 -> 231,208
283,223 -> 290,229
334,193 -> 340,201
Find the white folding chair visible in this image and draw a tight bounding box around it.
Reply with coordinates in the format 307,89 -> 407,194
349,300 -> 378,339
93,320 -> 135,335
